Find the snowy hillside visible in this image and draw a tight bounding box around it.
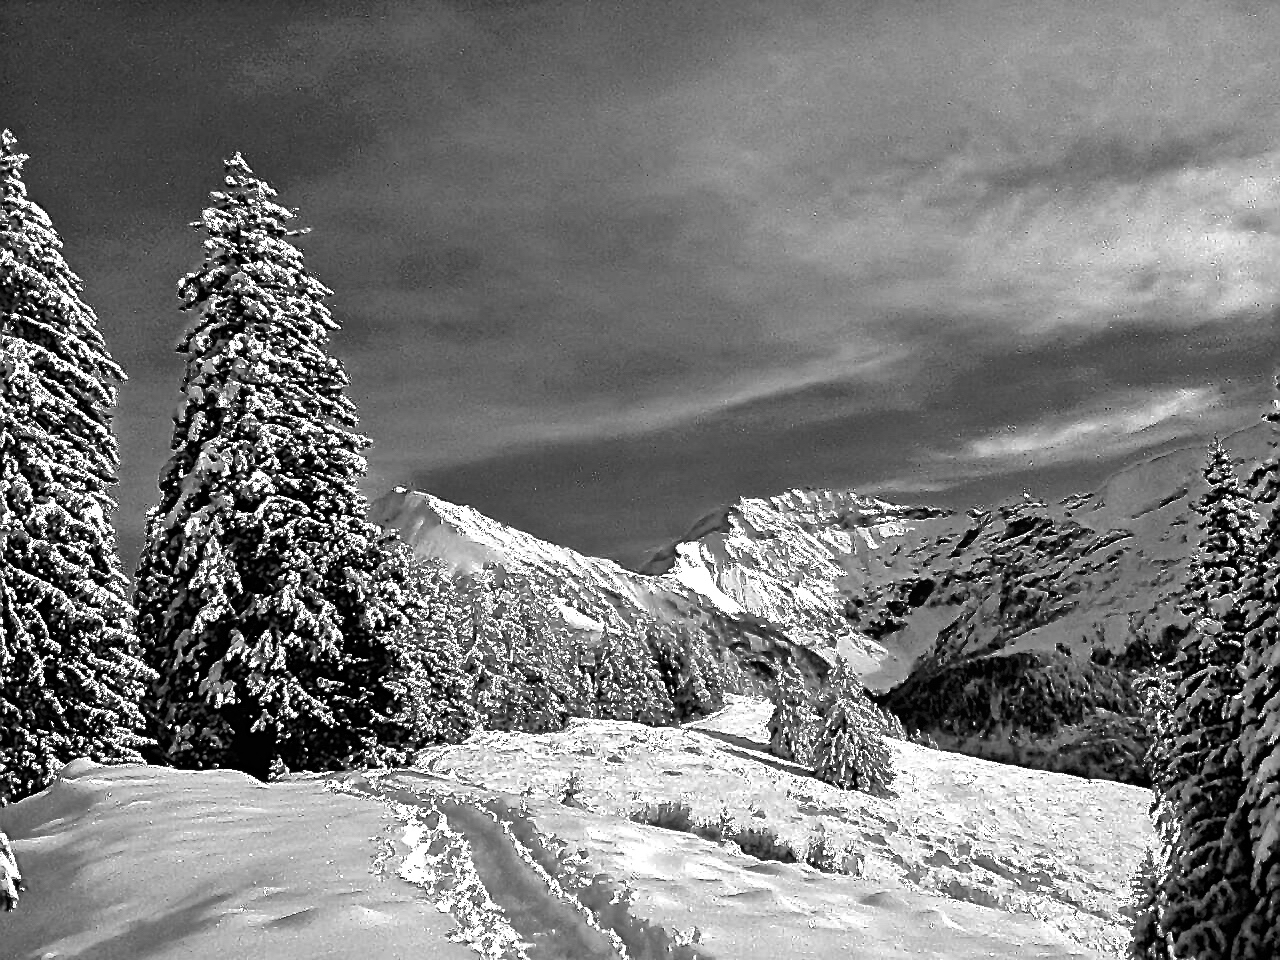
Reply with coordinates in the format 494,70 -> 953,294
0,698 -> 1150,959
369,487 -> 843,685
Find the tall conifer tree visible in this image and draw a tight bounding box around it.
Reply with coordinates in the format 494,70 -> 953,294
135,155 -> 442,778
1230,381 -> 1280,957
1140,439 -> 1257,958
0,130 -> 150,801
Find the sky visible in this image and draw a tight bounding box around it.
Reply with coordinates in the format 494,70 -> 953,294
4,0 -> 1279,569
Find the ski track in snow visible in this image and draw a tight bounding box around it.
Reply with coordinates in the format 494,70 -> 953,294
331,771 -> 700,960
413,696 -> 1151,958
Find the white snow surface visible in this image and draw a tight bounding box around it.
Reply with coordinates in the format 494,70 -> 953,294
667,542 -> 744,615
0,699 -> 1152,959
553,601 -> 606,633
418,696 -> 1151,958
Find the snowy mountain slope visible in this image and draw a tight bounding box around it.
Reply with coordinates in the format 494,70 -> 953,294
1,699 -> 1149,959
640,421 -> 1274,781
641,488 -> 958,680
373,487 -> 692,624
369,487 -> 840,683
646,424 -> 1271,677
373,422 -> 1272,783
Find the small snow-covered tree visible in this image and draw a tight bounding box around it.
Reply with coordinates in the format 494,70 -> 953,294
480,579 -> 589,733
767,658 -> 813,763
681,625 -> 728,718
1230,381 -> 1280,957
397,558 -> 477,746
0,130 -> 151,802
135,154 -> 442,778
1141,439 -> 1258,958
811,662 -> 895,794
594,624 -> 673,725
647,622 -> 725,723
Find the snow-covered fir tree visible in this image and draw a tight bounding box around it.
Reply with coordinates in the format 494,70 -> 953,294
767,657 -> 813,763
594,624 -> 673,725
460,573 -> 519,726
1137,439 -> 1258,959
811,661 -> 895,794
1229,381 -> 1280,957
1130,667 -> 1177,960
134,154 -> 451,779
647,622 -> 725,723
0,130 -> 151,802
474,577 -> 591,733
397,558 -> 478,746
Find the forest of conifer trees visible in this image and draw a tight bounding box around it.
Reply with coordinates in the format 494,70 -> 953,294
0,134 -> 750,804
1133,425 -> 1280,958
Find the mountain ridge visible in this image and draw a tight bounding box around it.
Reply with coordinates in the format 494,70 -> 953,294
377,418 -> 1275,783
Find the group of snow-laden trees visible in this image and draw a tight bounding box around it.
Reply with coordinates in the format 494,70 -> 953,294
449,563 -> 730,734
767,656 -> 898,795
1134,412 -> 1280,960
0,126 -> 741,800
0,129 -> 875,813
0,134 -> 478,796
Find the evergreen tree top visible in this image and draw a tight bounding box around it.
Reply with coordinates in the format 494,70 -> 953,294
1,129 -> 126,475
194,153 -> 311,244
1202,437 -> 1245,492
178,154 -> 341,351
1,130 -> 30,185
1,129 -> 125,385
1194,438 -> 1258,540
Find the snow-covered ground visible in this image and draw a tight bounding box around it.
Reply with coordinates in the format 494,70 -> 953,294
1,698 -> 1151,959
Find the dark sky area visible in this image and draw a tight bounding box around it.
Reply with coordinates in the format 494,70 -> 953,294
4,0 -> 1279,569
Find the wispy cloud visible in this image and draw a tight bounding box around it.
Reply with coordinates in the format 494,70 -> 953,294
963,388 -> 1223,465
864,385 -> 1259,506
